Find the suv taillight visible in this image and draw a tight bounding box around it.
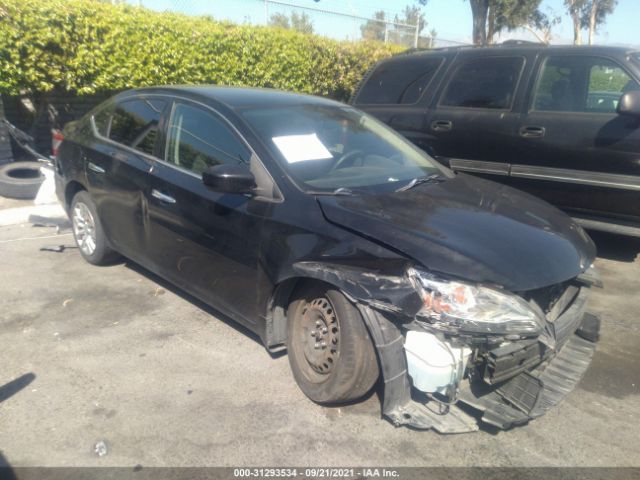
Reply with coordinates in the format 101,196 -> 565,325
51,129 -> 64,158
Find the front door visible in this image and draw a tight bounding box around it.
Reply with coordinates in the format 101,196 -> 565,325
146,100 -> 265,325
512,54 -> 640,222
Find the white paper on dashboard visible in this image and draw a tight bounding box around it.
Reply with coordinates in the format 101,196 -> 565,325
272,134 -> 333,163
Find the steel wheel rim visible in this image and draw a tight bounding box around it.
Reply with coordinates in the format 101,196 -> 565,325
72,202 -> 97,256
299,297 -> 340,376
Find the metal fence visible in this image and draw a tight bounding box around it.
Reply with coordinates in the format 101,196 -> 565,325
126,0 -> 468,49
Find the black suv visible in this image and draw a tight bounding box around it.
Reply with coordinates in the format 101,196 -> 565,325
352,45 -> 640,236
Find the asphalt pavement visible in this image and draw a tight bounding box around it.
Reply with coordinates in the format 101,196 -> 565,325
0,217 -> 639,468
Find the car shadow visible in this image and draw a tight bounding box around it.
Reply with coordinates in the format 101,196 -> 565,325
588,230 -> 640,262
122,261 -> 283,357
0,452 -> 17,480
0,373 -> 35,404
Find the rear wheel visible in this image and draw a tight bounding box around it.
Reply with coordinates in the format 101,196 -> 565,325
286,283 -> 379,404
70,191 -> 119,265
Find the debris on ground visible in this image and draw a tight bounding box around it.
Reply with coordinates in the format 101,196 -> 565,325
62,298 -> 73,307
94,440 -> 108,457
40,245 -> 75,253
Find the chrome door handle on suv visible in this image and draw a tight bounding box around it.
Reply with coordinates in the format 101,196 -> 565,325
431,120 -> 453,132
519,126 -> 546,138
87,162 -> 105,174
151,189 -> 176,204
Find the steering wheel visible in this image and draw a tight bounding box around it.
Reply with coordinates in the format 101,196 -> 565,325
388,153 -> 406,165
328,150 -> 364,173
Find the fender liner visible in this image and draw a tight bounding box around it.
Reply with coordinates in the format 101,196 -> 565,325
356,305 -> 479,433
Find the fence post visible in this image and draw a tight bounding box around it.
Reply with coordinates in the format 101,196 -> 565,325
413,22 -> 419,48
384,22 -> 389,44
264,0 -> 269,25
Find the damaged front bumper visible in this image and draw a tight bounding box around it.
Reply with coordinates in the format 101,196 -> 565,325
357,283 -> 600,434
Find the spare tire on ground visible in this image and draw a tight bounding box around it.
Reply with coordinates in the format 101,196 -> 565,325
0,161 -> 45,199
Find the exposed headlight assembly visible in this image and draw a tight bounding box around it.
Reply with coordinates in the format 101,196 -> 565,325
410,268 -> 545,337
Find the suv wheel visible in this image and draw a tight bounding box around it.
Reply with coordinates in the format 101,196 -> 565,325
70,191 -> 119,265
286,283 -> 379,404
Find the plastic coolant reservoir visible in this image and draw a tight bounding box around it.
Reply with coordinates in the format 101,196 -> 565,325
404,330 -> 471,394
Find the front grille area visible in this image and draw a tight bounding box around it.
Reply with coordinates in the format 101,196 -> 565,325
481,281 -> 587,384
520,280 -> 573,315
549,286 -> 589,349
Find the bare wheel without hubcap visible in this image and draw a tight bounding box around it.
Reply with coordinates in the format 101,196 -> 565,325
299,297 -> 340,378
72,202 -> 97,256
287,285 -> 379,404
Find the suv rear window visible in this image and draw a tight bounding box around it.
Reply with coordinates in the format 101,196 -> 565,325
355,56 -> 443,105
440,56 -> 524,109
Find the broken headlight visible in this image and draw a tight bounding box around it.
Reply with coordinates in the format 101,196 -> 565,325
410,268 -> 545,336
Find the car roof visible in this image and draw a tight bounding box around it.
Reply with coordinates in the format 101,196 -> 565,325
392,44 -> 638,60
118,85 -> 344,110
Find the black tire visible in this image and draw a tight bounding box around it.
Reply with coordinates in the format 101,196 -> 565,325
70,191 -> 119,265
0,161 -> 45,199
286,283 -> 379,404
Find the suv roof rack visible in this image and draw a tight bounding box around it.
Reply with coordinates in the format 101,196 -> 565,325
499,39 -> 546,46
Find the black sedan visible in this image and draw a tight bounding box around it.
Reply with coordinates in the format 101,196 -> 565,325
55,86 -> 601,432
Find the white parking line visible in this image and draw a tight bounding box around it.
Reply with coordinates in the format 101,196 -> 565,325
0,232 -> 73,244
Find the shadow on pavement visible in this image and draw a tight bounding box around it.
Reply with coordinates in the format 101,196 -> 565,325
588,230 -> 640,262
0,373 -> 35,404
0,451 -> 16,480
121,261 -> 283,357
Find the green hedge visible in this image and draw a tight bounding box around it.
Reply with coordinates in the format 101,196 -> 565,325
0,0 -> 403,101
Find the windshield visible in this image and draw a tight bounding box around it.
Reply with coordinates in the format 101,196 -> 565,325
632,52 -> 640,67
238,104 -> 446,194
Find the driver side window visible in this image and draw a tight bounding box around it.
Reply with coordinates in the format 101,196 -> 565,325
165,103 -> 250,175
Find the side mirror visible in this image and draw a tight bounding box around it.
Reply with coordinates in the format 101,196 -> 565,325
202,164 -> 256,195
617,90 -> 640,117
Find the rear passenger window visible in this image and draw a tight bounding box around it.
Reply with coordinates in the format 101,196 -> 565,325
105,99 -> 166,155
534,56 -> 639,113
440,57 -> 524,109
165,103 -> 250,175
355,56 -> 443,105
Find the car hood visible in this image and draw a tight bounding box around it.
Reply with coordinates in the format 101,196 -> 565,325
317,174 -> 596,292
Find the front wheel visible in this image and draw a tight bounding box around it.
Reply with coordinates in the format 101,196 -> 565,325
286,284 -> 379,404
70,191 -> 119,265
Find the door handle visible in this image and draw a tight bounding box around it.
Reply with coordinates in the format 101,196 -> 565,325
431,120 -> 453,132
151,189 -> 176,204
87,162 -> 106,174
519,125 -> 545,138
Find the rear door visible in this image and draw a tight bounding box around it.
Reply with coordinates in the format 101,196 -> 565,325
86,97 -> 167,260
512,54 -> 640,222
424,53 -> 533,177
145,100 -> 266,325
352,54 -> 446,154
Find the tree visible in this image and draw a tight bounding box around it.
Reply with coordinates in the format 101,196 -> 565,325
395,5 -> 427,34
290,11 -> 314,35
564,0 -> 617,45
466,0 -> 551,45
269,12 -> 290,29
269,11 -> 314,34
360,10 -> 387,42
392,4 -> 427,46
469,0 -> 489,45
491,0 -> 544,43
585,0 -> 617,45
564,0 -> 586,44
522,8 -> 562,44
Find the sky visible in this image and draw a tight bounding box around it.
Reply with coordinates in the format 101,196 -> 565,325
135,0 -> 640,47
